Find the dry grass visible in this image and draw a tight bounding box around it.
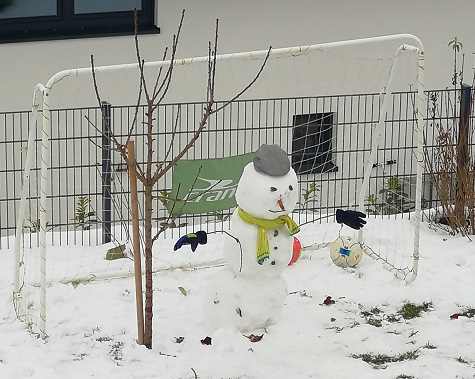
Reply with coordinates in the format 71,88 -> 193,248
425,93 -> 475,236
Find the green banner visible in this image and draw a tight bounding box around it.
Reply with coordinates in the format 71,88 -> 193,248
168,153 -> 254,214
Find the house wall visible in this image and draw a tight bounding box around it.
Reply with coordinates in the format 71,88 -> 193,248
1,0 -> 475,112
1,0 -> 473,245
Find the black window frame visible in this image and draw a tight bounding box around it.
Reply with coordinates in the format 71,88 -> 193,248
0,0 -> 158,44
291,112 -> 338,175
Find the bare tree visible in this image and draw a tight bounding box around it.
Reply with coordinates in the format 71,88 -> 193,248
90,10 -> 270,348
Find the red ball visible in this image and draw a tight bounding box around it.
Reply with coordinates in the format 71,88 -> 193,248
289,237 -> 302,265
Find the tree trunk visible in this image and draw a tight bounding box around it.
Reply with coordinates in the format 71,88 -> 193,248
143,183 -> 154,349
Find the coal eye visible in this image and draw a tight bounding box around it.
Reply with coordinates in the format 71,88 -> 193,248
289,185 -> 293,191
270,187 -> 277,192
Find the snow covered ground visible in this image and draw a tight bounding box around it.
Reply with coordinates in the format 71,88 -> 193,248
1,218 -> 475,379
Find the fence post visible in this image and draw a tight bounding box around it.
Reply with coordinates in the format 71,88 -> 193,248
455,84 -> 471,220
102,101 -> 112,244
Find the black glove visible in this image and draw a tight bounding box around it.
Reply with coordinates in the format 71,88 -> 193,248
336,209 -> 367,230
173,231 -> 207,252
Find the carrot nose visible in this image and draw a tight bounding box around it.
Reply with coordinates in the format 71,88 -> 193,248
278,198 -> 285,210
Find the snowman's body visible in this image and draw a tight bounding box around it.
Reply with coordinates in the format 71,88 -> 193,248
204,269 -> 288,331
204,145 -> 299,332
223,165 -> 298,278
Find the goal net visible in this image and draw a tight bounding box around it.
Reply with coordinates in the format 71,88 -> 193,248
13,34 -> 424,338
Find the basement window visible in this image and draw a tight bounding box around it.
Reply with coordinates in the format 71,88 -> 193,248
0,0 -> 158,43
291,112 -> 338,174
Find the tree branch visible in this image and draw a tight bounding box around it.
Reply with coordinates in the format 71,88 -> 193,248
134,10 -> 150,101
213,46 -> 272,113
151,9 -> 185,110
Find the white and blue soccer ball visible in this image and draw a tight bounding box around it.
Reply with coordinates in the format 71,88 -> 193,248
329,235 -> 364,268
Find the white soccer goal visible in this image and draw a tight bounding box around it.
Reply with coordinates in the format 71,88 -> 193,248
14,34 -> 425,339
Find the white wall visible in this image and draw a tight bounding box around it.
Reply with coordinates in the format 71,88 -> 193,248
1,0 -> 474,112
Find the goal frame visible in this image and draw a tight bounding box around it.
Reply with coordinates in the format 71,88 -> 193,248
13,34 -> 425,339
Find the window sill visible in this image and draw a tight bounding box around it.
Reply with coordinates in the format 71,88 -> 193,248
292,161 -> 338,175
0,25 -> 160,44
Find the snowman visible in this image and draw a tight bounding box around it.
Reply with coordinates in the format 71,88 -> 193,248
203,144 -> 300,332
173,144 -> 367,332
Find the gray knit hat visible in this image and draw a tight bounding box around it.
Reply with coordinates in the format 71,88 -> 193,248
253,144 -> 290,177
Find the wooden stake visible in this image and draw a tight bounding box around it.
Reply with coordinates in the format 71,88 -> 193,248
127,141 -> 144,345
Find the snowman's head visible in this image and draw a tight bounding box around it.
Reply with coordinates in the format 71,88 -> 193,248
235,145 -> 299,220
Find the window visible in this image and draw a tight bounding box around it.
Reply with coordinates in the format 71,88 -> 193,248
291,112 -> 337,174
0,0 -> 158,43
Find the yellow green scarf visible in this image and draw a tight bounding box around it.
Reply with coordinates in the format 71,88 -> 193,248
238,207 -> 300,264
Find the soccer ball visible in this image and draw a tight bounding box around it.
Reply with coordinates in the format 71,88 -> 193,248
329,236 -> 364,268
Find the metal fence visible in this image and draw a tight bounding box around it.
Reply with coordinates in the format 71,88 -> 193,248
1,88 -> 473,249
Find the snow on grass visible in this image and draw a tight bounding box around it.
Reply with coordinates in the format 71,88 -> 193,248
1,219 -> 475,379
